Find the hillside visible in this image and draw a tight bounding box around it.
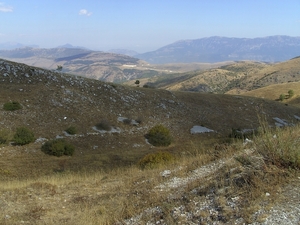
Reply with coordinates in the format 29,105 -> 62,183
1,59 -> 300,224
0,57 -> 299,175
0,47 -> 238,84
149,57 -> 300,95
136,35 -> 300,64
241,82 -> 300,107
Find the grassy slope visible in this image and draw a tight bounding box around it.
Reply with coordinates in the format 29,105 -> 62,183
153,57 -> 300,94
0,59 -> 300,224
0,59 -> 300,180
241,82 -> 300,107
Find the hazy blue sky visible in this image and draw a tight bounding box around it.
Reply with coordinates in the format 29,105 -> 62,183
1,0 -> 300,52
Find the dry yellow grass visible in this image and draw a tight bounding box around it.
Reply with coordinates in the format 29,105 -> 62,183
241,81 -> 300,107
1,123 -> 299,224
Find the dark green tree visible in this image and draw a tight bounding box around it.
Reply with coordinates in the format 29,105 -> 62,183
135,80 -> 140,87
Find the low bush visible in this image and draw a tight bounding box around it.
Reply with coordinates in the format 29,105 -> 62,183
138,151 -> 175,169
41,139 -> 75,157
145,124 -> 172,147
95,120 -> 112,131
3,101 -> 22,111
65,126 -> 77,135
13,127 -> 35,145
288,89 -> 294,98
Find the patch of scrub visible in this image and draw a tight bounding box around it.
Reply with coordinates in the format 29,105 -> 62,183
190,125 -> 214,134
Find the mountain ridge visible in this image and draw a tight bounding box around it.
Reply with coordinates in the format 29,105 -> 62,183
136,35 -> 300,63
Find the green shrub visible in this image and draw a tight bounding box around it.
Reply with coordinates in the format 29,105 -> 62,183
95,120 -> 112,131
279,94 -> 285,101
41,139 -> 75,157
65,126 -> 77,135
288,89 -> 294,98
145,124 -> 172,146
138,151 -> 175,169
13,127 -> 35,145
3,101 -> 22,111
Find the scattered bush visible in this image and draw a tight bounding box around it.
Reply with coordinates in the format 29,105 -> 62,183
288,89 -> 294,98
3,101 -> 22,111
95,120 -> 112,131
138,151 -> 175,169
13,127 -> 35,145
279,94 -> 285,101
143,83 -> 155,88
41,139 -> 75,157
145,124 -> 172,147
65,126 -> 77,135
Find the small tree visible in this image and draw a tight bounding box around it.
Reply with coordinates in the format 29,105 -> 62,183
13,127 -> 35,145
279,94 -> 285,101
56,65 -> 63,71
288,89 -> 294,98
145,124 -> 172,147
135,80 -> 140,87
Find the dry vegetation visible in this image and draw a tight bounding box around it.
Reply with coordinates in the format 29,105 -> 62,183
0,58 -> 300,224
151,57 -> 300,96
0,122 -> 299,224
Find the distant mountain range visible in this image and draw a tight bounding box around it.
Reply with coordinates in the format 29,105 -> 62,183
135,36 -> 300,64
2,36 -> 300,64
0,42 -> 39,50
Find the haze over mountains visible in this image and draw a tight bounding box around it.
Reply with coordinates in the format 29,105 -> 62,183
0,35 -> 300,83
136,35 -> 300,63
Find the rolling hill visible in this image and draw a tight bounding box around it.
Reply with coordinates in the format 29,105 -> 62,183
147,57 -> 300,96
0,47 -> 226,83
